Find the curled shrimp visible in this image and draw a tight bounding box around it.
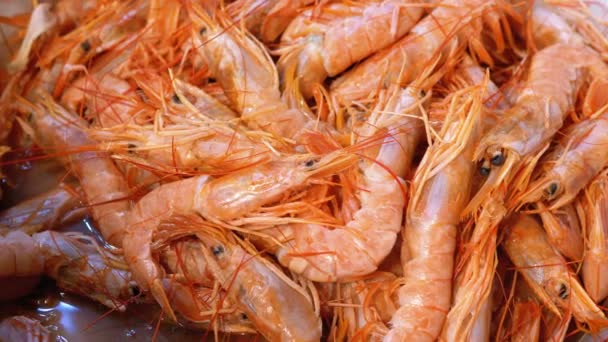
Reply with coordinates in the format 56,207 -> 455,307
188,3 -> 316,140
277,0 -> 424,98
503,214 -> 606,332
0,184 -> 85,235
329,0 -> 509,106
0,230 -> 136,310
0,316 -> 52,342
22,94 -> 130,246
195,223 -> 322,342
270,85 -> 426,282
580,170 -> 608,303
123,150 -> 355,321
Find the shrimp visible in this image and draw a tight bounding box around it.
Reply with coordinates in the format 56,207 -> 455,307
385,66 -> 495,341
471,43 -> 608,212
277,0 -> 424,98
23,94 -> 130,246
542,308 -> 571,342
536,202 -> 584,261
90,122 -> 276,174
503,214 -> 606,331
227,0 -> 318,42
123,150 -> 355,321
188,3 -> 316,139
0,184 -> 85,234
524,2 -> 584,50
515,102 -> 608,210
329,0 -> 508,106
0,230 -> 137,310
510,301 -> 542,342
168,215 -> 322,342
580,170 -> 608,303
263,83 -> 429,283
0,316 -> 52,342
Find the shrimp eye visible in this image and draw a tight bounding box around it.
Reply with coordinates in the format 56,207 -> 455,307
212,245 -> 224,256
480,164 -> 491,176
172,93 -> 181,104
491,152 -> 505,166
545,183 -> 559,198
304,159 -> 316,167
130,285 -> 141,297
127,143 -> 137,154
80,40 -> 91,52
240,313 -> 248,320
199,27 -> 207,36
558,283 -> 569,299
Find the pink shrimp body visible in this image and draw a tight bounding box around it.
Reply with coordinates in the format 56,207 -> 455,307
330,0 -> 499,106
0,184 -> 84,234
581,171 -> 608,303
0,316 -> 52,342
278,0 -> 424,98
503,214 -> 606,331
537,203 -> 584,261
275,87 -> 420,282
27,96 -> 130,246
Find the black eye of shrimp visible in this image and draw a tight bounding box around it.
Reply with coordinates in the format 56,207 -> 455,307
491,152 -> 505,166
545,182 -> 559,198
479,161 -> 491,176
304,159 -> 316,167
240,313 -> 248,320
212,245 -> 224,256
80,40 -> 91,52
199,27 -> 207,36
558,283 -> 569,299
172,93 -> 181,104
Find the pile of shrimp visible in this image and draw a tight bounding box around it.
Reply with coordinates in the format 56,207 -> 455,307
1,0 -> 608,341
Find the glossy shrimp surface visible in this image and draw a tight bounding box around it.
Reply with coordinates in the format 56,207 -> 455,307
277,0 -> 424,98
503,214 -> 606,331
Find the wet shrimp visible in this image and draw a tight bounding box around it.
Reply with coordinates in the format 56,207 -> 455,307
0,316 -> 52,342
503,214 -> 606,331
189,3 -> 316,140
23,94 -> 131,246
0,184 -> 85,235
536,202 -> 584,261
329,0 -> 508,106
387,60 -> 505,341
277,0 -> 424,98
270,85 -> 424,282
0,230 -> 137,311
193,220 -> 322,342
123,150 -> 355,321
580,170 -> 608,303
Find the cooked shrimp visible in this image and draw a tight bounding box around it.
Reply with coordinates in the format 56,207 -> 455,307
123,150 -> 355,321
510,300 -> 542,342
266,85 -> 427,282
179,215 -> 322,342
527,2 -> 584,49
542,308 -> 571,342
537,202 -> 584,261
189,3 -> 315,139
0,316 -> 52,342
471,43 -> 608,211
0,230 -> 44,279
515,108 -> 608,210
227,0 -> 318,42
503,214 -> 606,331
91,122 -> 275,174
330,0 -> 507,106
23,94 -> 130,246
277,0 -> 424,98
0,184 -> 85,234
0,230 -> 136,310
34,230 -> 137,311
580,170 -> 608,303
386,67 -> 495,341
